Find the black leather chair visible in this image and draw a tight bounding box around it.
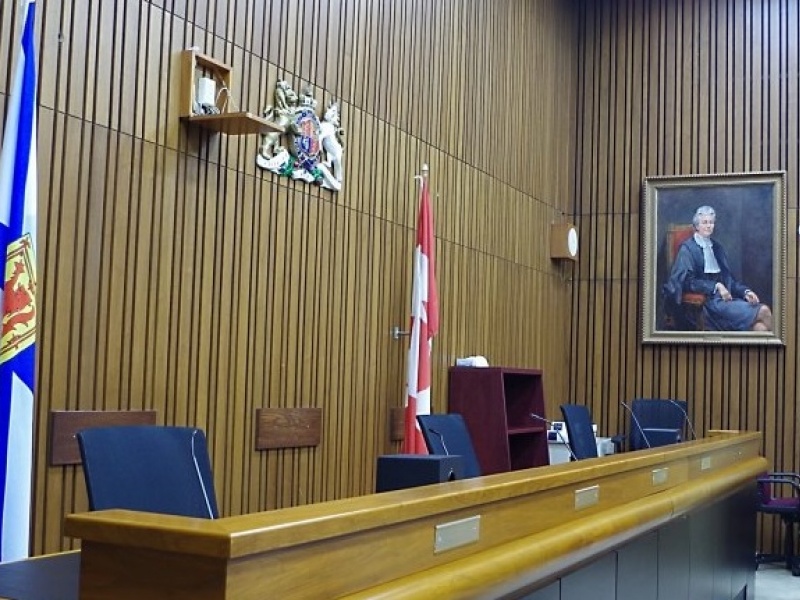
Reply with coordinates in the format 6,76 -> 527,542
76,425 -> 219,519
628,398 -> 689,451
417,414 -> 482,478
559,404 -> 598,460
756,472 -> 800,575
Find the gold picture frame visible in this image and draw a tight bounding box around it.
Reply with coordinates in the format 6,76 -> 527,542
642,171 -> 786,345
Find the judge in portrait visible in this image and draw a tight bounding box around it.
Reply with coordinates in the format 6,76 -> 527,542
663,205 -> 773,331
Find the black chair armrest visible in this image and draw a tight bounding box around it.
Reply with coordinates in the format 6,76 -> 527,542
769,472 -> 800,482
758,474 -> 800,497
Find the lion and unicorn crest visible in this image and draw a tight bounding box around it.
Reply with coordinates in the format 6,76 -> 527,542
256,80 -> 345,192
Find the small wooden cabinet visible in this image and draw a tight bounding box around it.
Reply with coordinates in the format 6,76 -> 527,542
447,366 -> 549,474
179,49 -> 283,135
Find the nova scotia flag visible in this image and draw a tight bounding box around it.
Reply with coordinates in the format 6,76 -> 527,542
0,0 -> 38,563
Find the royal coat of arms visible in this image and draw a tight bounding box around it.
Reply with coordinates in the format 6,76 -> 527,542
255,81 -> 344,192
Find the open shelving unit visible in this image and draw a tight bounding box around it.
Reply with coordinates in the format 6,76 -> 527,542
447,366 -> 549,474
179,49 -> 284,136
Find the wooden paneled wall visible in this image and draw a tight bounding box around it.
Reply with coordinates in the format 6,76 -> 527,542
0,0 -> 579,554
572,0 -> 798,553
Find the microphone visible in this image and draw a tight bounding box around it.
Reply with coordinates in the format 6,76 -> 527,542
530,413 -> 578,462
191,429 -> 216,519
620,401 -> 652,449
668,399 -> 697,441
427,428 -> 450,456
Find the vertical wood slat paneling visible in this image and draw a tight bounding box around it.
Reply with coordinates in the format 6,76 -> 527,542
2,0 -> 581,555
573,0 -> 799,555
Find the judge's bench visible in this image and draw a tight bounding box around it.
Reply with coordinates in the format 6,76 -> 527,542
0,430 -> 765,600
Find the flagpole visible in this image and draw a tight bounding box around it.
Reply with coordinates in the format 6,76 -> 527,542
402,163 -> 438,454
392,162 -> 430,341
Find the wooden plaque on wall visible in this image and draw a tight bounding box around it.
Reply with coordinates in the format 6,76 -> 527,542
255,408 -> 322,450
49,410 -> 157,466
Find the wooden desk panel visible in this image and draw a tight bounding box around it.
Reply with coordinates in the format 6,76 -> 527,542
0,551 -> 79,600
65,432 -> 766,599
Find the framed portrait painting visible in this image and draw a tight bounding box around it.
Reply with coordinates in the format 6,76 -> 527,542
641,171 -> 786,345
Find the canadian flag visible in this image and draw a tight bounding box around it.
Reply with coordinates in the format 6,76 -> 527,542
403,173 -> 439,454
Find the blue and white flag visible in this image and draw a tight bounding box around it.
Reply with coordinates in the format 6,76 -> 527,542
0,0 -> 38,563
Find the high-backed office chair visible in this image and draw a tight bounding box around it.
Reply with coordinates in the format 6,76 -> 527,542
77,425 -> 219,519
417,414 -> 482,478
559,404 -> 598,460
628,398 -> 688,451
756,472 -> 800,575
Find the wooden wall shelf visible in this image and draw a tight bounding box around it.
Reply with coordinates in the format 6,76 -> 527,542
180,50 -> 283,136
184,112 -> 283,136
